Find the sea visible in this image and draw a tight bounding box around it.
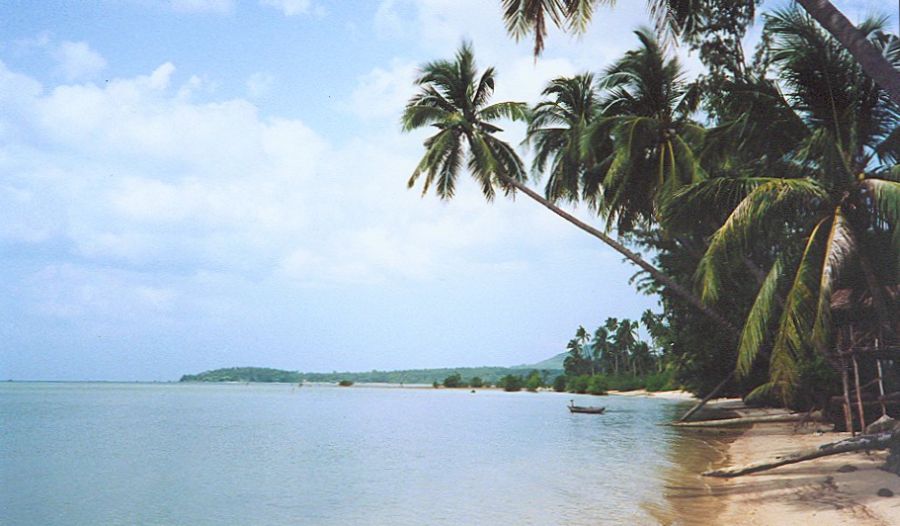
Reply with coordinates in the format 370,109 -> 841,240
0,382 -> 724,525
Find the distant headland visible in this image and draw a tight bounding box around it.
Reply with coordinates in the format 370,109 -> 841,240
179,355 -> 567,386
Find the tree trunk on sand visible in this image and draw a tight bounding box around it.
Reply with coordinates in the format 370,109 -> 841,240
796,0 -> 900,107
671,411 -> 824,428
678,370 -> 736,422
499,175 -> 740,337
704,430 -> 900,478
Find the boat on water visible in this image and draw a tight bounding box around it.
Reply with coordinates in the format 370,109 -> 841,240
568,400 -> 606,414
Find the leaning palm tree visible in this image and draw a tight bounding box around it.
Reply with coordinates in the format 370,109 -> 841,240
402,42 -> 528,201
499,0 -> 900,105
684,9 -> 900,402
402,40 -> 737,333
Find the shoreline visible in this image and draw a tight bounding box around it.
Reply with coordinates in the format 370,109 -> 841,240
694,401 -> 900,525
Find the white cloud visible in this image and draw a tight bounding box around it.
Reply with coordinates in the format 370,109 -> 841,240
53,41 -> 107,81
1,57 -> 568,301
169,0 -> 234,14
345,60 -> 417,120
259,0 -> 311,16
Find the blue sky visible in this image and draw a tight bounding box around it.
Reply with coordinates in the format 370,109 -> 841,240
0,0 -> 893,380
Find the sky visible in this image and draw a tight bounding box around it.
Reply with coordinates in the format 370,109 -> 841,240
0,0 -> 893,381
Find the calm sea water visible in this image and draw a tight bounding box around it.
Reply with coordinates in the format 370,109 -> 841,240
1,382 -> 705,525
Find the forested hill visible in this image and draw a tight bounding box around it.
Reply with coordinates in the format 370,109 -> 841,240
180,364 -> 563,385
180,367 -> 301,383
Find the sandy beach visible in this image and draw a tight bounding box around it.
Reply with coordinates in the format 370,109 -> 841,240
708,404 -> 900,525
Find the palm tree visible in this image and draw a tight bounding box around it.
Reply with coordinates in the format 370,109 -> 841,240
564,337 -> 590,376
587,27 -> 704,233
402,41 -> 738,335
613,319 -> 638,375
499,0 -> 900,105
574,325 -> 593,373
590,325 -> 611,374
526,73 -> 607,204
685,9 -> 900,402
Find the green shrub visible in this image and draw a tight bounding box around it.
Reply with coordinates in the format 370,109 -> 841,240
470,376 -> 484,388
587,375 -> 608,395
443,373 -> 464,388
499,374 -> 523,392
338,380 -> 353,387
566,375 -> 590,394
644,370 -> 678,392
525,370 -> 544,392
552,375 -> 567,392
608,375 -> 643,392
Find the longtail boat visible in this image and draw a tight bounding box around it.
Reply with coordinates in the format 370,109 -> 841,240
568,400 -> 605,414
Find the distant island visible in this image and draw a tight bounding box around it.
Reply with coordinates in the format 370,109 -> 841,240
179,356 -> 566,386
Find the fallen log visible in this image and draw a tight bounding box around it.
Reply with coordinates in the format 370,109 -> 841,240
703,430 -> 899,478
671,411 -> 824,428
679,370 -> 734,422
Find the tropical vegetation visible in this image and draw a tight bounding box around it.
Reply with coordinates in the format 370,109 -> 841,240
403,3 -> 899,409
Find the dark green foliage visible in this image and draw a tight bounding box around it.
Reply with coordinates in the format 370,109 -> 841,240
338,380 -> 353,387
443,373 -> 464,388
525,370 -> 544,392
470,376 -> 484,388
553,375 -> 568,392
566,375 -> 591,394
587,375 -> 608,395
644,369 -> 679,392
180,367 -> 302,383
499,374 -> 524,392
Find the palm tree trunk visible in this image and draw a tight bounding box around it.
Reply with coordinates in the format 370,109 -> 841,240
500,174 -> 740,337
796,0 -> 900,107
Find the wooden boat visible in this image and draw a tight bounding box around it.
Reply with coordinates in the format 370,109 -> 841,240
568,400 -> 605,414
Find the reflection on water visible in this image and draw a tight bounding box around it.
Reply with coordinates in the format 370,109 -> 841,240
644,407 -> 745,526
3,383 -> 723,525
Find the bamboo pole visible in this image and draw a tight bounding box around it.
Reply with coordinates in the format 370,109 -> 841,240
852,355 -> 867,433
876,338 -> 887,419
841,358 -> 855,435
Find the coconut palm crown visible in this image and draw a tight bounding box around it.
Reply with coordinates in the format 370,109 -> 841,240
586,27 -> 704,233
526,73 -> 607,204
401,41 -> 528,201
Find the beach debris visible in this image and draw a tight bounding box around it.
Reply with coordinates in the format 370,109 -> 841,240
866,415 -> 898,435
877,488 -> 894,497
671,411 -> 824,428
837,464 -> 858,473
704,429 -> 899,477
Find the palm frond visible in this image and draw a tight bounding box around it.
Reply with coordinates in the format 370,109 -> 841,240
478,101 -> 529,122
862,178 -> 900,266
766,215 -> 833,403
695,178 -> 828,303
735,253 -> 789,377
811,208 -> 856,354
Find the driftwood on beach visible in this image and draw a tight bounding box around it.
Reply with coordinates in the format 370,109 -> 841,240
703,430 -> 900,478
671,411 -> 824,428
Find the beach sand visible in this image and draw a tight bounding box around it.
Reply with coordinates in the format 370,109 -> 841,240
711,405 -> 900,525
607,388 -> 697,400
